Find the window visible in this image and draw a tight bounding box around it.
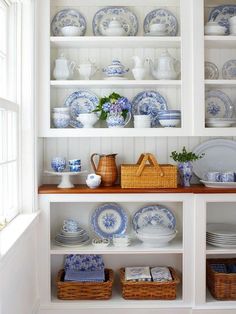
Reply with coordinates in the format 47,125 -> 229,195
0,0 -> 20,229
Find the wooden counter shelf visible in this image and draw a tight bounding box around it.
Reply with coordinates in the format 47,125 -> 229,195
38,184 -> 236,194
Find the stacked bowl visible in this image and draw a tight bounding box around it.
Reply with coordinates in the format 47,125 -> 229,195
229,16 -> 236,35
112,234 -> 130,247
158,110 -> 181,128
54,218 -> 90,247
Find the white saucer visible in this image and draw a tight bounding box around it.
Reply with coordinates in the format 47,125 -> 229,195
200,180 -> 236,188
103,76 -> 127,80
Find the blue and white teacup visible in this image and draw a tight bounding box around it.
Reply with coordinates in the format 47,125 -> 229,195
220,172 -> 235,182
205,171 -> 221,182
69,164 -> 81,172
51,157 -> 66,172
69,159 -> 81,166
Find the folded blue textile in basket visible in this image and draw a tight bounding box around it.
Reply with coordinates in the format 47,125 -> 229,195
210,264 -> 227,273
151,267 -> 173,282
64,254 -> 105,272
227,264 -> 236,273
64,269 -> 105,282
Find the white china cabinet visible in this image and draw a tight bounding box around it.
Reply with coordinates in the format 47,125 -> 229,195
37,0 -> 236,313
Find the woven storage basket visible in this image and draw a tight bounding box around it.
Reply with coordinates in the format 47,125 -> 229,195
121,153 -> 177,188
120,267 -> 180,300
56,268 -> 114,300
207,258 -> 236,300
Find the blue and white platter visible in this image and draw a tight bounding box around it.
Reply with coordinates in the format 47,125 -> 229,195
91,203 -> 128,239
51,9 -> 87,36
205,90 -> 234,119
132,205 -> 176,232
222,60 -> 236,79
92,7 -> 138,36
208,5 -> 236,34
143,9 -> 178,36
132,90 -> 168,127
64,90 -> 99,128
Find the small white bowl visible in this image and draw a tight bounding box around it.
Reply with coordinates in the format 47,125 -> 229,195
61,26 -> 82,36
204,23 -> 226,35
159,118 -> 181,128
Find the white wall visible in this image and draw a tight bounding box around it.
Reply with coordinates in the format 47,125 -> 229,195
0,221 -> 39,314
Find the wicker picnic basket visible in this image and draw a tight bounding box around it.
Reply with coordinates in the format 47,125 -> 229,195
120,267 -> 180,300
207,258 -> 236,300
121,153 -> 177,188
56,268 -> 114,300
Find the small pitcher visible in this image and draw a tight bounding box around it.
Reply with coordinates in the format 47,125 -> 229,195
53,54 -> 77,80
90,153 -> 118,186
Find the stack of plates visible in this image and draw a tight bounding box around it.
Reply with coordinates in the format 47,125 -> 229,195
205,118 -> 236,128
55,226 -> 90,247
207,223 -> 236,248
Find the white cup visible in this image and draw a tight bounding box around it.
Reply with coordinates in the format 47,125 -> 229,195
134,115 -> 151,128
150,23 -> 166,33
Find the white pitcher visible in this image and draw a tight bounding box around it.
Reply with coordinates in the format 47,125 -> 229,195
53,54 -> 77,80
131,56 -> 147,80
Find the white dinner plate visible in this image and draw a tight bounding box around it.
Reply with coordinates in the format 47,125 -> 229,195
193,139 -> 236,179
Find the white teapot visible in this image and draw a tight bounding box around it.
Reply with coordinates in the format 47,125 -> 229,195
104,18 -> 126,36
53,54 -> 77,80
149,50 -> 180,80
78,60 -> 98,80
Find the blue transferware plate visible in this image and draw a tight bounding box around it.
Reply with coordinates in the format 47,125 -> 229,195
64,90 -> 99,128
92,7 -> 138,36
51,9 -> 87,36
205,90 -> 234,119
132,205 -> 176,232
222,60 -> 236,79
91,203 -> 128,238
132,90 -> 168,127
143,9 -> 178,36
208,5 -> 236,34
64,254 -> 104,271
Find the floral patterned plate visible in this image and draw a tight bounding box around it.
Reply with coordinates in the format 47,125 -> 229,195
51,9 -> 87,36
205,90 -> 234,119
91,203 -> 128,238
205,61 -> 219,80
132,205 -> 176,232
208,5 -> 236,34
222,60 -> 236,79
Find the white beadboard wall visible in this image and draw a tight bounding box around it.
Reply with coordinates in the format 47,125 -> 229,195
38,136 -> 235,185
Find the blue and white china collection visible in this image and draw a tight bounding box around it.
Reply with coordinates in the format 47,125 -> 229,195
102,59 -> 129,79
51,7 -> 179,37
51,157 -> 82,173
52,108 -> 70,128
205,90 -> 234,119
178,161 -> 193,187
53,203 -> 177,248
207,5 -> 236,35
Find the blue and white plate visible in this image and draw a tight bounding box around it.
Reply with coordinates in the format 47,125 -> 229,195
208,5 -> 236,34
64,90 -> 99,128
205,90 -> 234,119
222,60 -> 236,79
132,91 -> 168,127
91,203 -> 128,238
143,9 -> 178,36
132,205 -> 176,232
205,61 -> 219,80
92,7 -> 138,36
51,9 -> 87,36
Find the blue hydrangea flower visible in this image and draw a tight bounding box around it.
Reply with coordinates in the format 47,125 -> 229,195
102,102 -> 112,112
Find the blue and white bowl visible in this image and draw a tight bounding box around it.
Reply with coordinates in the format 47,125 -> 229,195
69,164 -> 81,172
52,108 -> 70,128
159,116 -> 181,128
51,157 -> 66,172
158,110 -> 181,116
102,59 -> 129,78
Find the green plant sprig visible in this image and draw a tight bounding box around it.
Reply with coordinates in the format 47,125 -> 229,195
170,146 -> 204,163
93,92 -> 125,120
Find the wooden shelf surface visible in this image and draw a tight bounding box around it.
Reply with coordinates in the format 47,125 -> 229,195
38,184 -> 236,194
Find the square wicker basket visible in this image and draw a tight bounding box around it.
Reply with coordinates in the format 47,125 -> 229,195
207,258 -> 236,300
121,153 -> 177,189
56,268 -> 114,300
120,267 -> 180,300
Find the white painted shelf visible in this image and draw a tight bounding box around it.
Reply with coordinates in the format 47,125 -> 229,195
50,80 -> 182,88
40,127 -> 185,138
50,286 -> 184,309
205,36 -> 236,48
50,238 -> 183,255
205,289 -> 236,310
206,244 -> 236,255
205,80 -> 236,87
50,36 -> 181,48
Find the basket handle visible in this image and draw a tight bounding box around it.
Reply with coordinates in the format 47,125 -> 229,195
136,153 -> 164,177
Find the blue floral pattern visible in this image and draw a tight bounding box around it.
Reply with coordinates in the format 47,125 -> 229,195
205,90 -> 234,119
178,161 -> 193,187
143,9 -> 178,36
132,205 -> 176,232
64,254 -> 104,271
208,5 -> 236,34
132,91 -> 168,127
92,7 -> 138,36
91,203 -> 128,238
51,9 -> 87,36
